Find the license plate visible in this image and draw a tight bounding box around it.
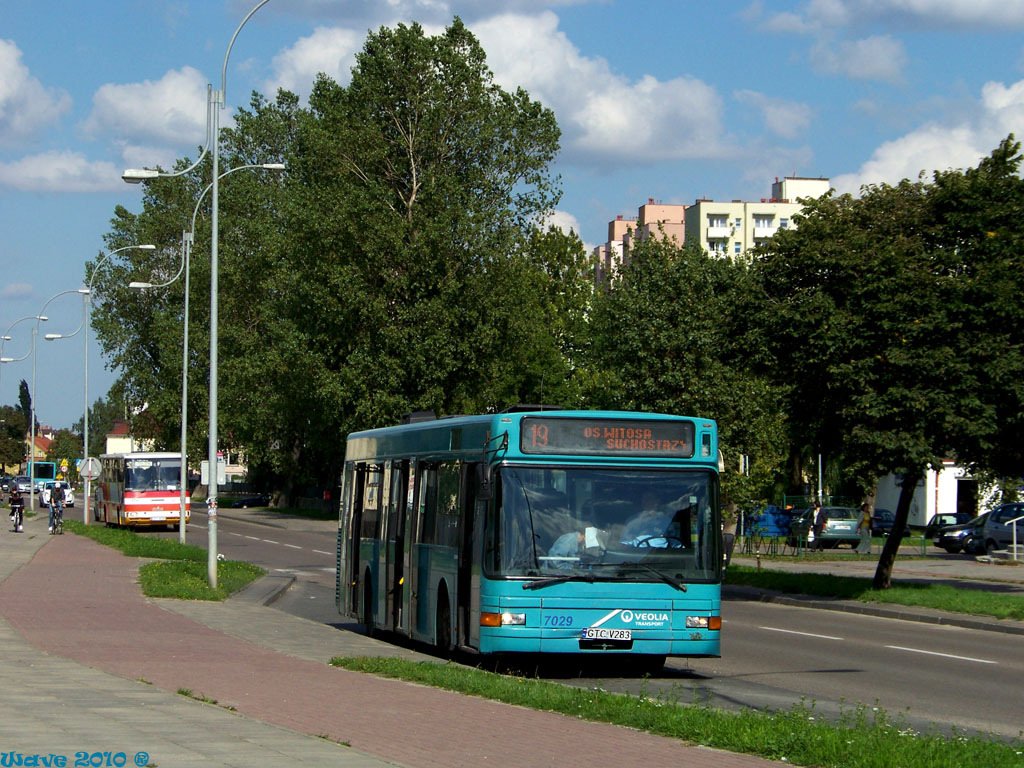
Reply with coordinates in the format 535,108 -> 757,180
582,628 -> 632,641
151,516 -> 166,522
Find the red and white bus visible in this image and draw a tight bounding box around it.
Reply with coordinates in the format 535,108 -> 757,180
94,452 -> 190,529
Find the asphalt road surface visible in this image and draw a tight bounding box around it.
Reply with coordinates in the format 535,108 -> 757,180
156,508 -> 1024,740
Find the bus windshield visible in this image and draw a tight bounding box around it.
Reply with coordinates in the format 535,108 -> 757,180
125,457 -> 182,492
489,466 -> 719,582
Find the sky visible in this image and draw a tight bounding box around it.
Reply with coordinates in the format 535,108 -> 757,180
2,0 -> 1024,430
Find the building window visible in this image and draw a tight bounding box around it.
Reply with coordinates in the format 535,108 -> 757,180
780,217 -> 789,229
708,215 -> 727,229
754,215 -> 774,228
734,217 -> 742,228
734,241 -> 741,255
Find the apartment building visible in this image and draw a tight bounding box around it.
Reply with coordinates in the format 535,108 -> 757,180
593,177 -> 830,281
593,199 -> 686,283
684,177 -> 830,259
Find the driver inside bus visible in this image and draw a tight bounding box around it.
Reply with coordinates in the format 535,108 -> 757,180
621,490 -> 687,548
547,525 -> 607,568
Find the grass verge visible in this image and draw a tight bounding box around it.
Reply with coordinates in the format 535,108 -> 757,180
725,565 -> 1024,620
330,656 -> 1022,768
65,520 -> 264,600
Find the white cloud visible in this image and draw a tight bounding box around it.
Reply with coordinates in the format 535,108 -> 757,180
0,39 -> 72,144
832,77 -> 1024,193
538,208 -> 581,236
762,0 -> 1024,31
810,35 -> 907,82
0,282 -> 33,300
471,12 -> 728,165
264,26 -> 363,97
83,67 -> 209,148
0,150 -> 123,192
735,90 -> 814,139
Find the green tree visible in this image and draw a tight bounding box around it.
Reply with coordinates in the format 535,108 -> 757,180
17,380 -> 31,432
751,138 -> 1024,587
47,429 -> 82,482
0,405 -> 28,468
92,19 -> 573,500
587,236 -> 789,511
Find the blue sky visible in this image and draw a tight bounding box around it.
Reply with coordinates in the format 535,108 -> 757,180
2,0 -> 1024,429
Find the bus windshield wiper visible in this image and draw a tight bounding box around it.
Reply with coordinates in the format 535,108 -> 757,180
632,562 -> 687,591
522,572 -> 598,591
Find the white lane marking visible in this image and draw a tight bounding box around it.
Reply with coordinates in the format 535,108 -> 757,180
313,550 -> 332,556
262,539 -> 279,545
245,535 -> 260,541
885,645 -> 997,664
760,626 -> 843,641
283,543 -> 302,549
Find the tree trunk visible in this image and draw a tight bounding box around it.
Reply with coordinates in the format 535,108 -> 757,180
872,473 -> 920,589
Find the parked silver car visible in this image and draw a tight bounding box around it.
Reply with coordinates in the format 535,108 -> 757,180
979,504 -> 1024,555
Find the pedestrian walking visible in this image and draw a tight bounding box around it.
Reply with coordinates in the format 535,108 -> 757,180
856,503 -> 872,554
812,499 -> 827,551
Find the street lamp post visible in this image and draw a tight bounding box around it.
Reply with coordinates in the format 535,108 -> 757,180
29,289 -> 89,516
81,244 -> 156,523
1,316 -> 44,495
129,163 -> 283,545
122,0 -> 271,588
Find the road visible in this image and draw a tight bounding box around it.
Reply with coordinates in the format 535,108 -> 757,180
158,507 -> 1024,740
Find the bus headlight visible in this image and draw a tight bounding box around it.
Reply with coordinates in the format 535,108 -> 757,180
481,612 -> 527,627
686,616 -> 721,630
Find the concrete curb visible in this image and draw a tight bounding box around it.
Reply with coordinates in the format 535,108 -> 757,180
232,572 -> 296,606
723,584 -> 1024,636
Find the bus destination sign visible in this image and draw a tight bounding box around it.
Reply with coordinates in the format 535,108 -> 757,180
520,417 -> 695,458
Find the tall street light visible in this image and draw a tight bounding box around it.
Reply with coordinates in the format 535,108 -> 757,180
1,316 -> 43,399
29,290 -> 89,514
1,316 -> 44,487
123,0 -> 271,588
80,244 -> 156,524
129,162 -> 284,545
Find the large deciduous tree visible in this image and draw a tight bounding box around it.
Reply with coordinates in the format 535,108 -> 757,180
752,137 -> 1024,587
588,236 -> 789,510
93,18 -> 577,499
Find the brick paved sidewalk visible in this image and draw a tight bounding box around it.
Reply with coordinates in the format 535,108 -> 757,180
0,534 -> 782,768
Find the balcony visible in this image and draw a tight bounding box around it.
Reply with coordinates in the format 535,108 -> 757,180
706,226 -> 731,240
754,226 -> 777,239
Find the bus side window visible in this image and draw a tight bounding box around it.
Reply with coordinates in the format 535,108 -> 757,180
361,469 -> 381,538
418,466 -> 438,544
435,462 -> 460,548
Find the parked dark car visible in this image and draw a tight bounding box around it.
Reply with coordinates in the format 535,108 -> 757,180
870,509 -> 911,538
934,512 -> 988,554
229,493 -> 271,508
979,504 -> 1024,555
925,512 -> 972,541
0,476 -> 11,492
787,506 -> 861,548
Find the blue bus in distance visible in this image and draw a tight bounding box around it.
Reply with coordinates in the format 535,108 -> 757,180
26,460 -> 56,493
337,409 -> 723,668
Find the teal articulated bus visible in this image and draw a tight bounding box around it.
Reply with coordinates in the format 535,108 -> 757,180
337,408 -> 723,667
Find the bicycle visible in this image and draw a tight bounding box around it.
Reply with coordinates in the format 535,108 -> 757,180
10,498 -> 24,533
50,502 -> 63,535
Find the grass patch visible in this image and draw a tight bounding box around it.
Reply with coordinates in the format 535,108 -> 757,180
330,656 -> 1022,768
65,520 -> 207,560
726,565 -> 1024,620
139,559 -> 264,600
66,520 -> 264,600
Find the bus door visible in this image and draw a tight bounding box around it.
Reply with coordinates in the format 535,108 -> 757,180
400,459 -> 419,636
459,463 -> 480,648
348,464 -> 367,618
383,460 -> 410,632
374,467 -> 392,627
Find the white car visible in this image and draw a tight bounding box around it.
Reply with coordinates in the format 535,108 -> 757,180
43,481 -> 75,508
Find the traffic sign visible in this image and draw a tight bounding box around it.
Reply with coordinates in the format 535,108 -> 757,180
80,456 -> 102,481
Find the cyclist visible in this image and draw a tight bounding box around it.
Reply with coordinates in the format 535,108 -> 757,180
9,487 -> 24,533
48,482 -> 65,534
